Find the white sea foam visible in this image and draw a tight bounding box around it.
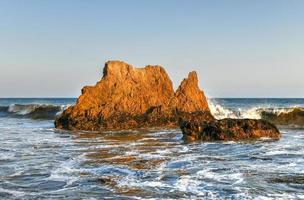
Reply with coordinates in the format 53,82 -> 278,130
208,99 -> 304,121
240,107 -> 261,119
208,100 -> 237,119
175,175 -> 208,197
208,99 -> 262,119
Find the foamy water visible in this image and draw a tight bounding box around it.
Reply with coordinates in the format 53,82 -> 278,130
0,98 -> 304,199
208,98 -> 304,121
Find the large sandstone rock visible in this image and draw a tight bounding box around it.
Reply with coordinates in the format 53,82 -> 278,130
55,61 -> 213,131
180,119 -> 281,141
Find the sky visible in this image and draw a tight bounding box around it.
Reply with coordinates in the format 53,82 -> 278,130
0,0 -> 303,98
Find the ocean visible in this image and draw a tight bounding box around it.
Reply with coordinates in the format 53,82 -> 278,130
0,98 -> 303,199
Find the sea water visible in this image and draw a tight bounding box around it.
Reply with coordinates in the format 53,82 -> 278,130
0,98 -> 303,199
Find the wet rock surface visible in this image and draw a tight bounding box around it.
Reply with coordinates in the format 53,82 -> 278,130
55,61 -> 213,131
180,119 -> 281,141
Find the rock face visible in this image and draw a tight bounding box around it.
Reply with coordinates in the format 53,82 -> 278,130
55,61 -> 213,131
180,119 -> 281,141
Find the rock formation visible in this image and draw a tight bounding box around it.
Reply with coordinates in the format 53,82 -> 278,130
55,61 -> 214,131
55,60 -> 281,142
180,119 -> 281,141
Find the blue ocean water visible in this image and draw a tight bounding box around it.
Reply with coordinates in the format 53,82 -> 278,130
0,98 -> 76,106
0,98 -> 303,199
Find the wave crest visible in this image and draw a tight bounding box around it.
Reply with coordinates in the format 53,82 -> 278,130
0,104 -> 69,120
208,101 -> 238,119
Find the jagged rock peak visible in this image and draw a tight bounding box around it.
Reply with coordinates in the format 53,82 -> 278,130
175,71 -> 209,113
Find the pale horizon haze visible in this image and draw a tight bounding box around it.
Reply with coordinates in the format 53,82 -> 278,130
0,0 -> 303,98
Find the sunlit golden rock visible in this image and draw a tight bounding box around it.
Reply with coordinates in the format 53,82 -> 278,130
55,61 -> 213,131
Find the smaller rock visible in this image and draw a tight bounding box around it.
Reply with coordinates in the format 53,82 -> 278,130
180,119 -> 281,141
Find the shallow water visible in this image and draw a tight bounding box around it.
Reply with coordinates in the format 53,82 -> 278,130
0,98 -> 304,199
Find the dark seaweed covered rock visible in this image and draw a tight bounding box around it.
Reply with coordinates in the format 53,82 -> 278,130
180,119 -> 281,141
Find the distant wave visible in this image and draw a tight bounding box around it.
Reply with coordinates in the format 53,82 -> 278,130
208,100 -> 304,126
0,104 -> 70,120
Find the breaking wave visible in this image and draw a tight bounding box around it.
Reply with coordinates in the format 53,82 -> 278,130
208,100 -> 304,126
0,104 -> 69,120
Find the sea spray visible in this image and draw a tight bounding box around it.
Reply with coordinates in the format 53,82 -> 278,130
207,99 -> 237,119
208,99 -> 304,125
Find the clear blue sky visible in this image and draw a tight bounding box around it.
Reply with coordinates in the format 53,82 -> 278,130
0,0 -> 303,98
